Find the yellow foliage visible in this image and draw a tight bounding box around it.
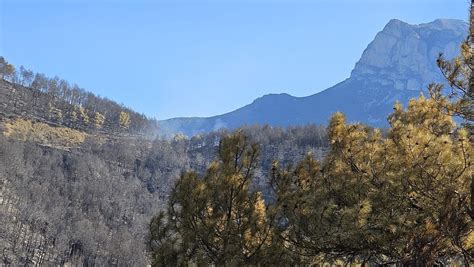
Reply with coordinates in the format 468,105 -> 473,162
357,199 -> 372,227
328,111 -> 346,143
424,219 -> 438,236
119,111 -> 131,129
463,231 -> 474,249
306,89 -> 472,264
253,192 -> 267,226
79,107 -> 89,125
94,112 -> 105,129
243,192 -> 270,255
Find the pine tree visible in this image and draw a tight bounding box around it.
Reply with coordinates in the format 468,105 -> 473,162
0,57 -> 15,81
273,98 -> 472,265
388,97 -> 473,264
78,107 -> 90,127
270,5 -> 474,264
431,0 -> 474,230
148,131 -> 275,266
119,111 -> 131,130
94,112 -> 105,129
430,3 -> 472,131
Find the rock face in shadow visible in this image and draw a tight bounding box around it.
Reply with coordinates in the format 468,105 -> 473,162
160,19 -> 467,137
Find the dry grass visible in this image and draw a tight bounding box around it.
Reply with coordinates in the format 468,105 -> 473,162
3,119 -> 87,148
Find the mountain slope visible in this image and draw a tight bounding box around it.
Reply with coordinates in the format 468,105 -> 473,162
160,19 -> 467,136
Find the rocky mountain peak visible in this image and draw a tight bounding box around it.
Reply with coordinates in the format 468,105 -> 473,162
351,19 -> 467,91
382,19 -> 413,38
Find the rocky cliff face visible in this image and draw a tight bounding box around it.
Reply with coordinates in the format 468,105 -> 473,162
352,19 -> 465,91
160,19 -> 468,137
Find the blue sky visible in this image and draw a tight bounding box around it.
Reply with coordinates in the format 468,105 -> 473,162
0,0 -> 469,119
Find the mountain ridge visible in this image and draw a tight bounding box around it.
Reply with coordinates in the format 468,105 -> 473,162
159,18 -> 467,137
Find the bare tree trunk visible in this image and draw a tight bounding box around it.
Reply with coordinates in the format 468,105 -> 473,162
469,0 -> 474,221
12,222 -> 24,251
469,1 -> 474,100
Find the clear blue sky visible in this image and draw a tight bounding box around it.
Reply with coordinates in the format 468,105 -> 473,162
0,0 -> 469,119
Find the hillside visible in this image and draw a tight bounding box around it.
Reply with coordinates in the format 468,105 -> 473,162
0,77 -> 330,264
0,76 -> 158,140
160,19 -> 467,136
